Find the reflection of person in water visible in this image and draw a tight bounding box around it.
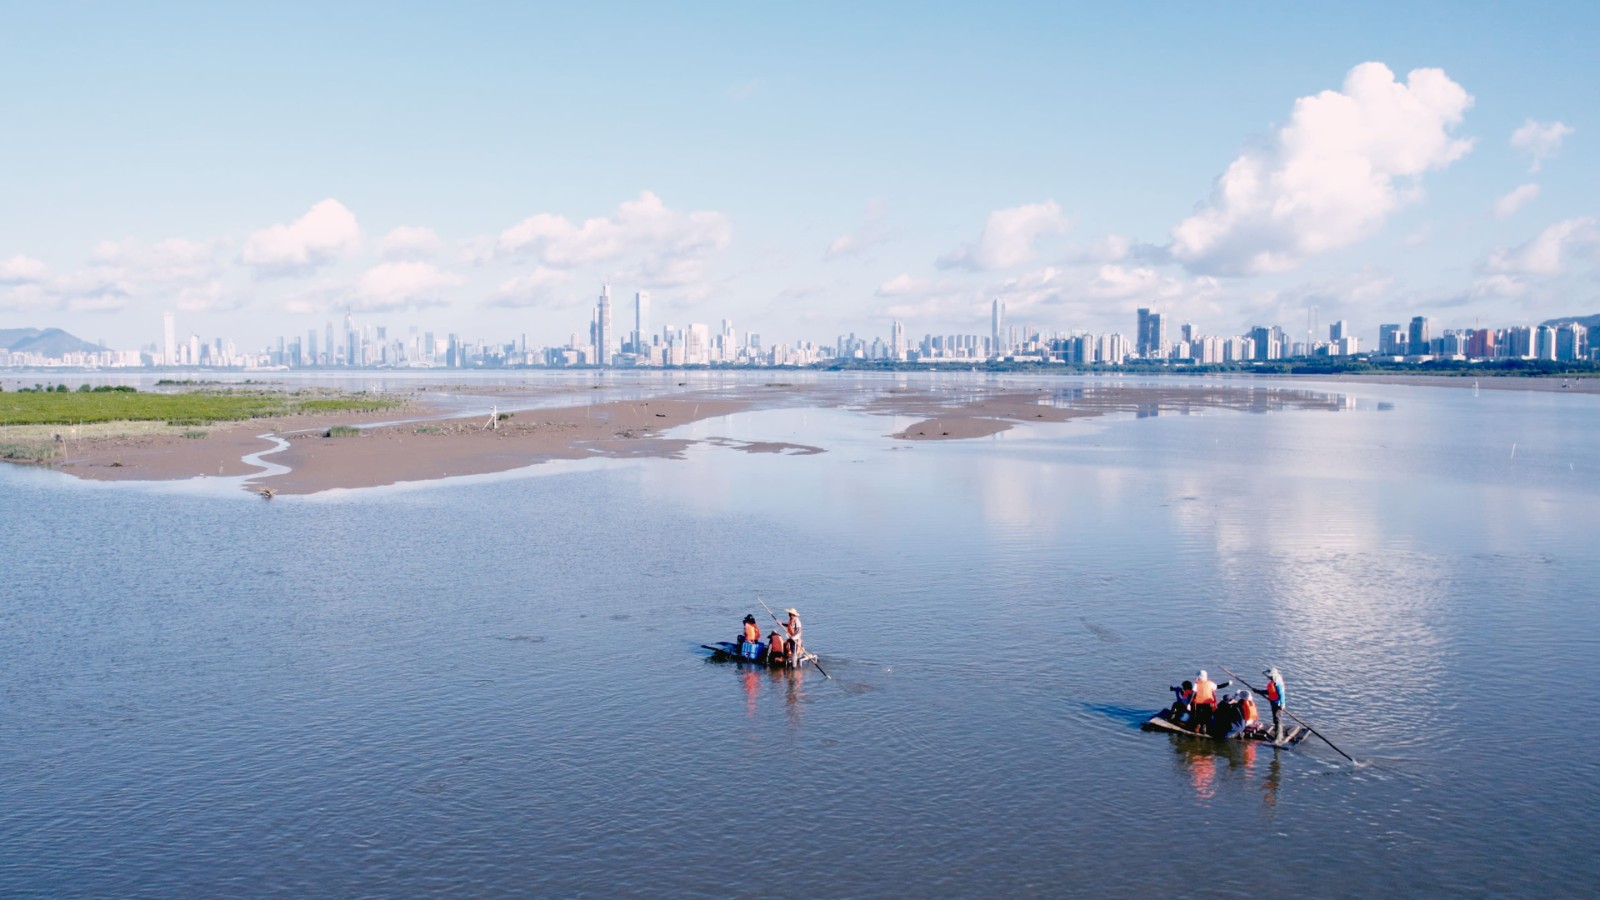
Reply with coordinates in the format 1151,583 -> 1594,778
1182,748 -> 1218,802
1262,752 -> 1282,811
780,665 -> 806,728
1238,741 -> 1281,813
742,669 -> 759,718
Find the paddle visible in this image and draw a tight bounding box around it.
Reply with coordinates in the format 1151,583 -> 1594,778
758,595 -> 830,679
1220,666 -> 1356,763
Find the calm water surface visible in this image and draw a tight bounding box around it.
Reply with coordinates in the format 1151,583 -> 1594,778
2,373 -> 1597,897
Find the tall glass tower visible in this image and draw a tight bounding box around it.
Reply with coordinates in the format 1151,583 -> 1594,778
634,291 -> 650,356
595,284 -> 612,366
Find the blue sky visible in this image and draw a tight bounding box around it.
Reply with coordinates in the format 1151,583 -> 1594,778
2,1 -> 1596,351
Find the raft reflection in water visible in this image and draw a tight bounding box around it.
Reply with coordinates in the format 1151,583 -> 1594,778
1175,740 -> 1282,811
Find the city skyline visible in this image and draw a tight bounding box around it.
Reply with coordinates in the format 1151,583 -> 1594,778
6,293 -> 1592,370
2,4 -> 1598,352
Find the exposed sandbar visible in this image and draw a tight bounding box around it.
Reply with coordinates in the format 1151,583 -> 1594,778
873,383 -> 1342,440
17,376 -> 1571,494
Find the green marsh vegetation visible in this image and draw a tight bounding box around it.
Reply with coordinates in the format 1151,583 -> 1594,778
1,385 -> 398,427
0,386 -> 401,461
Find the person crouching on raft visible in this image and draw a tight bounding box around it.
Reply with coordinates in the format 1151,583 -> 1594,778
765,631 -> 788,667
738,614 -> 760,653
1258,667 -> 1286,741
1168,680 -> 1195,724
1236,690 -> 1260,735
1209,692 -> 1244,738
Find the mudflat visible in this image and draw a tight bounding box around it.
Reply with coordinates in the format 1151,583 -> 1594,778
14,375 -> 1580,494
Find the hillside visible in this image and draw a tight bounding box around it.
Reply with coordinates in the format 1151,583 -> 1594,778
1540,313 -> 1600,330
1,327 -> 107,356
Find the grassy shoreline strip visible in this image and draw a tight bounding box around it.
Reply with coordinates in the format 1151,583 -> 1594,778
0,390 -> 400,427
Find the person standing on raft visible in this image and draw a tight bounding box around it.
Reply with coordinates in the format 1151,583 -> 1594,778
1189,670 -> 1231,734
782,608 -> 803,661
1258,667 -> 1286,741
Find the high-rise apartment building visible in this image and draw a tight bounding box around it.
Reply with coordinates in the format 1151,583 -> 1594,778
1137,308 -> 1166,358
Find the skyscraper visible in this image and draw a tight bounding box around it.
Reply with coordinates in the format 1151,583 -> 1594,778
1137,308 -> 1166,358
594,284 -> 612,366
991,299 -> 1006,357
634,291 -> 650,356
1378,323 -> 1404,355
1409,316 -> 1430,355
162,312 -> 176,366
1249,325 -> 1275,361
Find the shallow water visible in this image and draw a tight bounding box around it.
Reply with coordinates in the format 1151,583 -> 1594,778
2,373 -> 1597,897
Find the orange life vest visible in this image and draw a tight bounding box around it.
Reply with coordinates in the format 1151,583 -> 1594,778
1240,696 -> 1258,722
1265,680 -> 1281,704
1194,679 -> 1217,706
743,622 -> 760,642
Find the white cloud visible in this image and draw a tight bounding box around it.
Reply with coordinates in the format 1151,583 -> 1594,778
1492,184 -> 1541,219
1510,119 -> 1574,172
825,197 -> 897,260
66,291 -> 129,313
242,199 -> 361,276
489,266 -> 575,308
0,254 -> 47,284
1085,264 -> 1181,300
1170,62 -> 1474,276
1471,274 -> 1528,300
19,237 -> 237,315
7,268 -> 136,315
0,284 -> 53,312
90,237 -> 222,285
1062,234 -> 1131,265
354,261 -> 464,311
497,191 -> 731,288
873,273 -> 978,320
173,281 -> 242,313
937,200 -> 1069,271
1486,217 -> 1599,276
378,226 -> 443,260
875,273 -> 937,297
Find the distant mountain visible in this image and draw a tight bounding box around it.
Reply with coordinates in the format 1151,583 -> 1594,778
1540,313 -> 1600,329
1,327 -> 108,356
0,327 -> 42,347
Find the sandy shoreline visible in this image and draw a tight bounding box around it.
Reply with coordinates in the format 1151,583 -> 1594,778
9,374 -> 1592,494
